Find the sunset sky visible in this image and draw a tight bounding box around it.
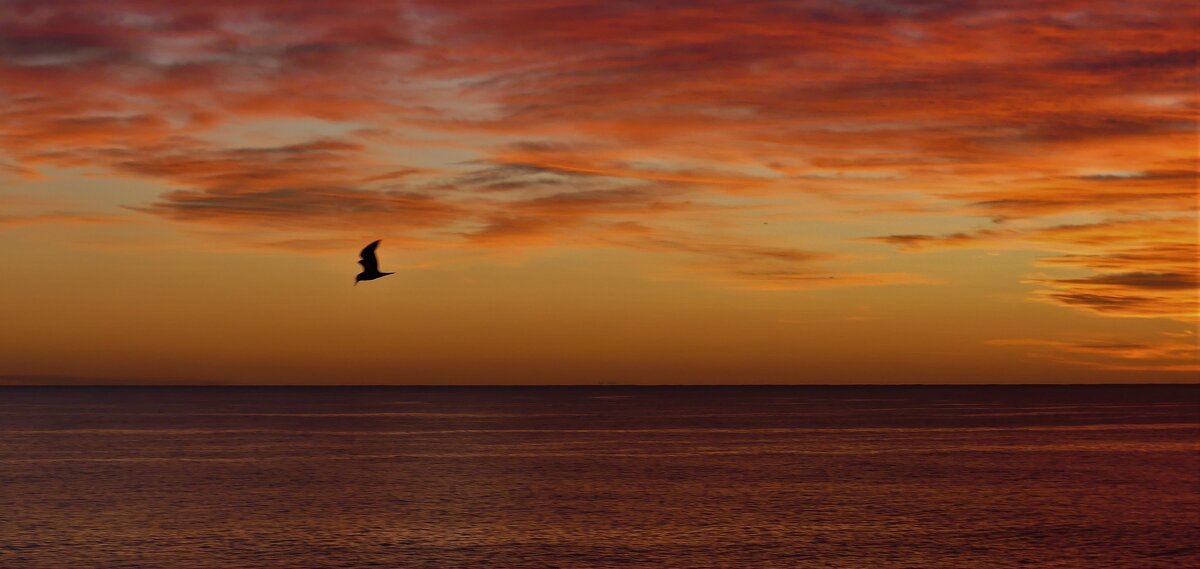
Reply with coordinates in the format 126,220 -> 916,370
1,0 -> 1195,384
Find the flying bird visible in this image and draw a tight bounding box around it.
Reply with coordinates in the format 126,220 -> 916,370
355,240 -> 393,285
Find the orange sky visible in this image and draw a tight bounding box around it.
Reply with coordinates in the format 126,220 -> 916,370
0,0 -> 1196,384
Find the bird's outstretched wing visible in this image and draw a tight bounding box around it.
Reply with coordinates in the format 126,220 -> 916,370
359,240 -> 381,273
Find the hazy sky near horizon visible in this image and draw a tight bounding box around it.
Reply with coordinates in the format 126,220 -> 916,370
1,0 -> 1196,384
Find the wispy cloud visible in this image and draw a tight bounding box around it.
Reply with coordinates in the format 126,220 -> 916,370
3,0 -> 1192,198
0,212 -> 123,226
1027,271 -> 1198,321
0,0 -> 1194,300
110,138 -> 465,229
862,228 -> 1021,251
991,335 -> 1200,372
627,234 -> 932,290
868,216 -> 1198,321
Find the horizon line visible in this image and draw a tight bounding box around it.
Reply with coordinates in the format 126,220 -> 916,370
2,382 -> 1198,388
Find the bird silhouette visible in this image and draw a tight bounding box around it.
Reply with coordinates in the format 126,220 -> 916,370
355,240 -> 393,285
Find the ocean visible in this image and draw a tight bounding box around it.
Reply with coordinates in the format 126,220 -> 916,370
2,385 -> 1197,568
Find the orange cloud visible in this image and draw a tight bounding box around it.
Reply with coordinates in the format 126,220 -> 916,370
868,216 -> 1199,321
1027,271 -> 1198,321
3,1 -> 1193,190
958,171 -> 1197,221
862,229 -> 1022,251
1033,218 -> 1197,322
0,0 -> 1194,296
625,234 -> 932,291
991,335 -> 1200,372
110,138 -> 465,229
0,212 -> 122,226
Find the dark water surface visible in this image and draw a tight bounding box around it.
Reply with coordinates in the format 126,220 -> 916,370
2,385 -> 1198,568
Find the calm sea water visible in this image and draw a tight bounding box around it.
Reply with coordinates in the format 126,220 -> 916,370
2,386 -> 1197,568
